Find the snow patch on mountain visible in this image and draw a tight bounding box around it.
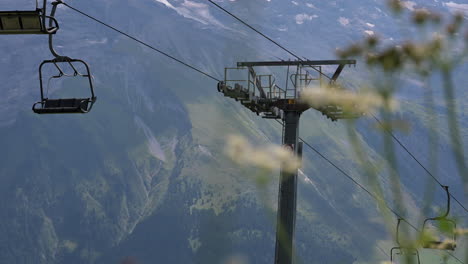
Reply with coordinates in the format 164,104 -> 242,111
443,1 -> 468,15
299,169 -> 340,212
338,17 -> 350,26
295,13 -> 318,24
197,145 -> 213,157
277,26 -> 288,31
134,115 -> 166,162
86,38 -> 108,45
153,0 -> 227,29
401,1 -> 417,11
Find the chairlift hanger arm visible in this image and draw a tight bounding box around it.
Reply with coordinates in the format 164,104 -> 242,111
442,186 -> 451,219
396,218 -> 402,245
427,186 -> 451,220
391,218 -> 421,264
48,1 -> 66,59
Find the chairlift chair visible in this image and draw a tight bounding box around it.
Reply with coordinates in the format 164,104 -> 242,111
32,2 -> 96,115
0,0 -> 59,34
421,186 -> 457,250
390,218 -> 421,264
32,58 -> 96,114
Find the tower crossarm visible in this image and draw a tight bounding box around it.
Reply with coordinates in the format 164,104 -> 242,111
219,60 -> 360,121
237,60 -> 356,67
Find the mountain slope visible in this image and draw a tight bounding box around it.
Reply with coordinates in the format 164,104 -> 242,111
0,0 -> 466,263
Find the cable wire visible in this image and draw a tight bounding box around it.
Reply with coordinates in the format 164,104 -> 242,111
371,114 -> 468,214
205,0 -> 333,80
209,0 -> 467,215
273,120 -> 416,227
206,0 -> 300,60
377,245 -> 390,258
62,2 -> 221,82
300,132 -> 465,263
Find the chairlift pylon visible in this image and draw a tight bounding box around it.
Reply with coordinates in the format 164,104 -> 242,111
32,1 -> 96,114
0,0 -> 59,34
421,186 -> 457,250
390,218 -> 421,264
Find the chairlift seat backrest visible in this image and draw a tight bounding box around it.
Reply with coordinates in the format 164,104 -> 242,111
0,10 -> 58,34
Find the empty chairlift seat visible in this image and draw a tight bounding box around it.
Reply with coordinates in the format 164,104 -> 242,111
32,59 -> 96,114
0,10 -> 58,34
421,186 -> 457,251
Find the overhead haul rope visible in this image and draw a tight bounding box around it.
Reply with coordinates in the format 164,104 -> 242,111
371,114 -> 468,214
205,0 -> 333,80
62,2 -> 221,82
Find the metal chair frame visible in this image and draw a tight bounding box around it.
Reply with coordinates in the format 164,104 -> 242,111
33,58 -> 96,114
0,0 -> 59,34
390,219 -> 421,264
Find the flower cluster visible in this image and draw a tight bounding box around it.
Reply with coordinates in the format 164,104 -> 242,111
338,2 -> 468,73
225,135 -> 301,173
301,86 -> 399,114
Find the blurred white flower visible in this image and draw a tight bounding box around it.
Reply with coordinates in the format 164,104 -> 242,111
426,239 -> 457,250
225,135 -> 301,173
223,254 -> 249,264
455,228 -> 468,236
301,86 -> 398,114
